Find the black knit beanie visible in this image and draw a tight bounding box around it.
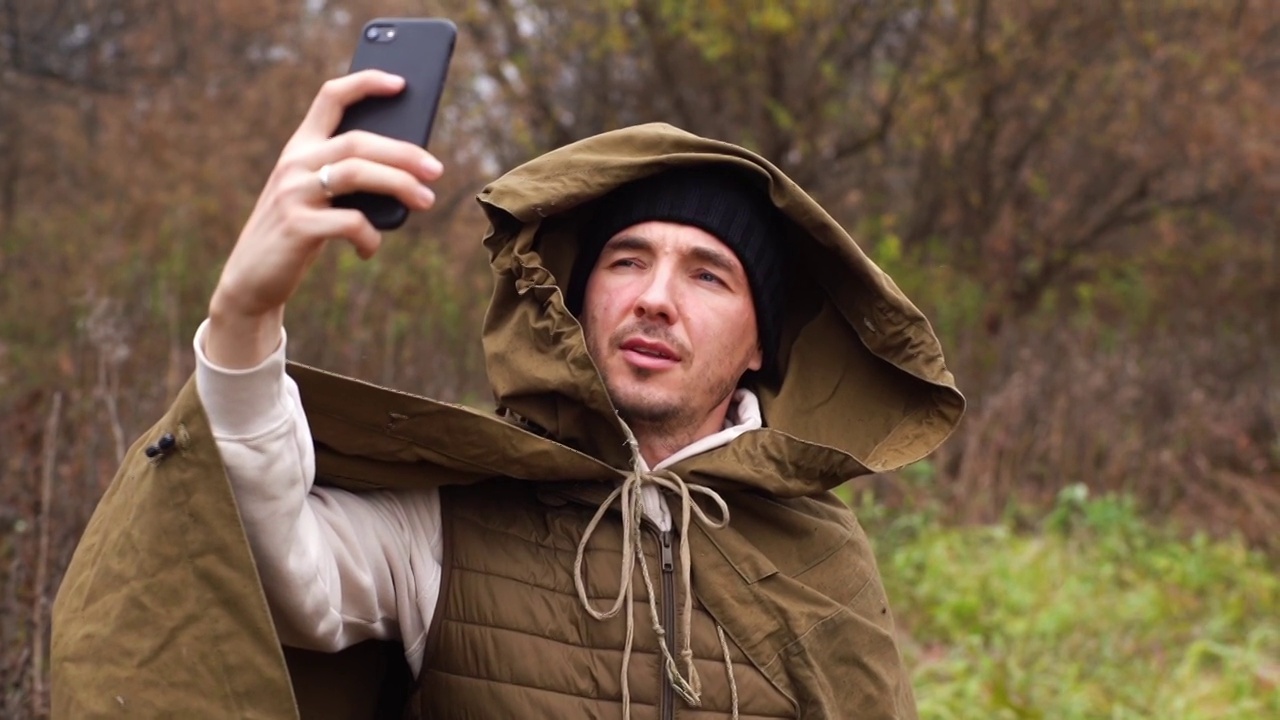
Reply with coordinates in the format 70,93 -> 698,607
566,166 -> 788,378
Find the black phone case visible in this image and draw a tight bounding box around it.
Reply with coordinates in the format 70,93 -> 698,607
332,18 -> 456,230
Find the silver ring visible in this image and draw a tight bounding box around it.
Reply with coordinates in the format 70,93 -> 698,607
317,163 -> 335,199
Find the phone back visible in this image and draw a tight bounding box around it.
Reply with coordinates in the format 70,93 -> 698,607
334,18 -> 456,229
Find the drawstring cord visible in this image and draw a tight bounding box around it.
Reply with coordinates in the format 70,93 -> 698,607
717,624 -> 740,720
572,451 -> 740,718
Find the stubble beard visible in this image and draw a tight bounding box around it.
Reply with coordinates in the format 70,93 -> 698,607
588,320 -> 737,443
607,368 -> 737,443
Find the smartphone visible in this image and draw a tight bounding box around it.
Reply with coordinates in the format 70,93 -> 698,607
332,18 -> 456,230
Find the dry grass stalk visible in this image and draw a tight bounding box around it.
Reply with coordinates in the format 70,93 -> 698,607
31,391 -> 61,720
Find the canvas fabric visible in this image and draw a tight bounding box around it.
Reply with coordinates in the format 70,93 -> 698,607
51,123 -> 964,719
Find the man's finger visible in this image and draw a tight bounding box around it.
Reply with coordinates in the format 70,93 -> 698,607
305,131 -> 445,183
308,157 -> 436,211
300,207 -> 384,259
295,70 -> 406,142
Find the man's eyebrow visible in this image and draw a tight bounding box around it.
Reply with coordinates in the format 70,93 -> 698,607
689,245 -> 742,276
602,235 -> 654,254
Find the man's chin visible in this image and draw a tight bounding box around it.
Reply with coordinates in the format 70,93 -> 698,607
609,388 -> 683,426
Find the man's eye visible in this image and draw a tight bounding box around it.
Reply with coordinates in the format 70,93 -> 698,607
696,271 -> 724,285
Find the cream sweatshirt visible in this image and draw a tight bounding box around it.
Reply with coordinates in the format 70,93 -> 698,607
193,320 -> 762,675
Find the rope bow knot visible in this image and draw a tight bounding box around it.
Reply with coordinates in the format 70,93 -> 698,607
572,461 -> 740,719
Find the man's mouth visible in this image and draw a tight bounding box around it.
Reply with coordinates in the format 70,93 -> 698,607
619,338 -> 681,366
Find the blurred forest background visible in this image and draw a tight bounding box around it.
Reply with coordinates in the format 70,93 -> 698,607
2,0 -> 1278,717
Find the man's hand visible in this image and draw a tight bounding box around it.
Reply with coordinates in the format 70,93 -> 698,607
206,70 -> 444,369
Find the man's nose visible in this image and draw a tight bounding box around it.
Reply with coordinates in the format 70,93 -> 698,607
633,270 -> 678,323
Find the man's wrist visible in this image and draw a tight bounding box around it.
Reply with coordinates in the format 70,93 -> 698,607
205,301 -> 285,370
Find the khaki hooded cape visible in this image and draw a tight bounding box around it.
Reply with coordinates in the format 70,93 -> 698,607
52,123 -> 964,718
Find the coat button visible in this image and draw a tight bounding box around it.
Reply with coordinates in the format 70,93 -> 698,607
144,432 -> 178,459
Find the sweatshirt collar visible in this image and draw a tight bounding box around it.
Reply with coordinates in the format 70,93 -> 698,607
638,388 -> 763,473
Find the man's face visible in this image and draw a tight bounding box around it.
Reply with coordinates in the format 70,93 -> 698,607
581,220 -> 763,435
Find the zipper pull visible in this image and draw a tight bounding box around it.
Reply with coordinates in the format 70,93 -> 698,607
660,531 -> 674,572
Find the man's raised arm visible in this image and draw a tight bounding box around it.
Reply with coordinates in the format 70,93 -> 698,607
194,70 -> 448,674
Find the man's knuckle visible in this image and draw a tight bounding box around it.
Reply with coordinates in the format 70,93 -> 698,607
339,212 -> 368,238
347,131 -> 382,157
274,171 -> 306,199
329,132 -> 354,155
279,203 -> 307,229
277,152 -> 306,175
317,78 -> 346,102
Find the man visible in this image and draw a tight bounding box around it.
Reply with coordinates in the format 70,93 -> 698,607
53,71 -> 964,719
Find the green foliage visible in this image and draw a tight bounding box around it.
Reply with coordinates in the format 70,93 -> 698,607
865,491 -> 1280,719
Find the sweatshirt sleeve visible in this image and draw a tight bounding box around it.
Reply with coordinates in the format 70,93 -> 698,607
192,319 -> 441,675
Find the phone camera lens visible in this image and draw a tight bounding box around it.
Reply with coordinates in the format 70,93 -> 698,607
365,26 -> 379,41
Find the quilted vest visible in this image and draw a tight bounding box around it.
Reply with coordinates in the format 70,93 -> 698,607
410,480 -> 796,719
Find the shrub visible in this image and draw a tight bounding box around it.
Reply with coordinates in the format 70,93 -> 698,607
865,491 -> 1280,719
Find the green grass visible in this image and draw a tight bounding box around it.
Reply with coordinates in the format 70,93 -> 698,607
857,487 -> 1280,719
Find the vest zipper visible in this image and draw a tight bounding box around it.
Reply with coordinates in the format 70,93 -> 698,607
558,488 -> 681,717
658,529 -> 676,720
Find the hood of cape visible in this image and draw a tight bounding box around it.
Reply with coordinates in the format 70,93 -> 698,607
292,121 -> 964,495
